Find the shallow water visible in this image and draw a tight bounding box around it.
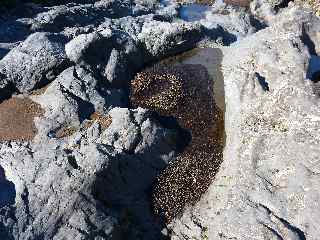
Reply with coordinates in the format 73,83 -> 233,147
179,4 -> 211,22
136,48 -> 226,221
178,1 -> 250,22
160,48 -> 225,113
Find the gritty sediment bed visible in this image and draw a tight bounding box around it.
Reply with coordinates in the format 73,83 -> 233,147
0,97 -> 43,141
0,0 -> 320,239
131,61 -> 224,222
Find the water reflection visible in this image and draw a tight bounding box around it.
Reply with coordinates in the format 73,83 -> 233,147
159,48 -> 225,113
179,4 -> 211,22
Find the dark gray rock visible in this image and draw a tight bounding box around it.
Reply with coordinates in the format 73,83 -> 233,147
0,105 -> 175,240
30,0 -> 160,33
30,2 -> 131,32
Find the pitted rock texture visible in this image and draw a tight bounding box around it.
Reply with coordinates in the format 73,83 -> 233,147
169,7 -> 320,240
130,63 -> 224,222
0,0 -> 319,239
0,32 -> 69,93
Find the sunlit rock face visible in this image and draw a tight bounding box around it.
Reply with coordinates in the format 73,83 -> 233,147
0,0 -> 320,239
170,7 -> 320,240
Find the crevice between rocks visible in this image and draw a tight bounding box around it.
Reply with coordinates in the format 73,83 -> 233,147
301,25 -> 317,56
259,203 -> 306,240
0,81 -> 19,103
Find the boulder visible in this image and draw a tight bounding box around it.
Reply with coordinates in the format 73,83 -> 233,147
65,30 -> 143,88
31,66 -> 125,139
137,20 -> 203,60
0,105 -> 175,239
0,32 -> 69,94
199,2 -> 258,43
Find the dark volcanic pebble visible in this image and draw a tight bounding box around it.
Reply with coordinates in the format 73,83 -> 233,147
130,62 -> 224,222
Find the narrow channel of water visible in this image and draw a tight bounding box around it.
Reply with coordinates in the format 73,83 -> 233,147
178,1 -> 251,22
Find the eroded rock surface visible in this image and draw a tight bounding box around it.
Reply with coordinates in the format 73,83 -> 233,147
170,6 -> 320,240
0,0 -> 319,239
0,32 -> 69,93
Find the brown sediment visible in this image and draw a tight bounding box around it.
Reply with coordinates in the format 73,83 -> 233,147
90,112 -> 112,131
130,58 -> 224,222
224,0 -> 251,7
82,112 -> 113,131
0,97 -> 44,141
176,0 -> 215,5
55,126 -> 77,138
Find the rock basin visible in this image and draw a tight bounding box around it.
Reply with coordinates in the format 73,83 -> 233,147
130,47 -> 225,222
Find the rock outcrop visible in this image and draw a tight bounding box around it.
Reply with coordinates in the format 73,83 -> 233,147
170,6 -> 320,240
0,32 -> 69,93
0,0 -> 319,239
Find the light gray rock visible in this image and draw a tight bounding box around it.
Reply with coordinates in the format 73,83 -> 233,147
0,32 -> 69,94
170,6 -> 320,240
0,104 -> 175,239
199,2 -> 257,43
65,30 -> 143,88
0,43 -> 20,60
155,0 -> 179,17
0,57 -> 175,240
30,1 -> 130,32
31,65 -> 124,139
0,140 -> 119,240
137,20 -> 203,60
1,0 -> 316,239
250,0 -> 295,22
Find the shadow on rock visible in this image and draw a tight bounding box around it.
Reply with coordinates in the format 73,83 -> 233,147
204,25 -> 238,45
91,145 -> 175,240
0,166 -> 16,208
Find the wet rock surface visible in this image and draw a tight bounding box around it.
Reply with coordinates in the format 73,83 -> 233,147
0,0 -> 319,239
